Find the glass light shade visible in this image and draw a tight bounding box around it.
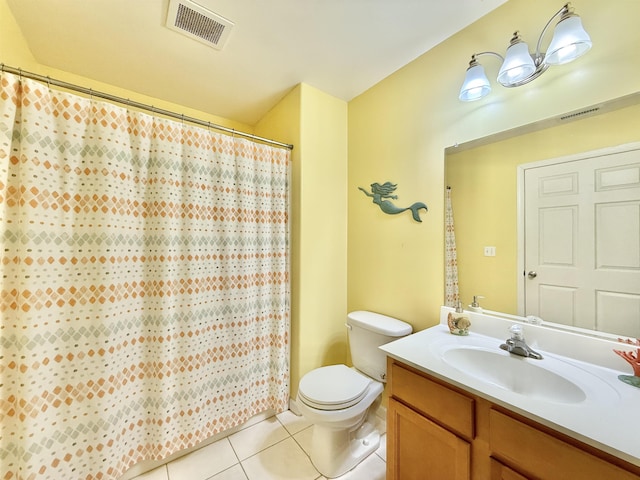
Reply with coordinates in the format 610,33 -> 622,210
544,15 -> 592,65
459,64 -> 491,101
497,41 -> 536,86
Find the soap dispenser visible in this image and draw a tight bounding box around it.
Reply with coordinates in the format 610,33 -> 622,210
447,301 -> 471,336
468,295 -> 484,313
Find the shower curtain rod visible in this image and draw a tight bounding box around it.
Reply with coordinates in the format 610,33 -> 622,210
0,64 -> 294,150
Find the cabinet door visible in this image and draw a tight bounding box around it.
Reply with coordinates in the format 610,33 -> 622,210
490,458 -> 529,480
490,409 -> 640,480
387,398 -> 471,480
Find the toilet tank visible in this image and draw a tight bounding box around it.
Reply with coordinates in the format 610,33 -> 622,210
347,311 -> 412,383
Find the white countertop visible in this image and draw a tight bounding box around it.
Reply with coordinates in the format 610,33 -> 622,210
380,307 -> 640,467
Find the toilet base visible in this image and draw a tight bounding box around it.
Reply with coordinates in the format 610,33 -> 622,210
309,417 -> 381,478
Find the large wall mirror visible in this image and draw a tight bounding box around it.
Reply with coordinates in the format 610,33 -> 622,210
445,94 -> 640,339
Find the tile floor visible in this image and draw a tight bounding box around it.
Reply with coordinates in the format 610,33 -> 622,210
133,411 -> 386,480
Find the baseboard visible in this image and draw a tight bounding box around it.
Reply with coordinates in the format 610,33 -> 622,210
376,404 -> 387,420
375,403 -> 387,435
289,398 -> 302,416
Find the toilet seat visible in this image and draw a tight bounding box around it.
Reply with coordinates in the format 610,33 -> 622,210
298,365 -> 372,411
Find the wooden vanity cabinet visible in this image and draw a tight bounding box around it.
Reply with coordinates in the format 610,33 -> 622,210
387,398 -> 470,480
386,359 -> 474,480
386,357 -> 640,480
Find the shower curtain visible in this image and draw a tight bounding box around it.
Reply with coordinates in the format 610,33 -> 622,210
0,72 -> 290,479
445,187 -> 459,307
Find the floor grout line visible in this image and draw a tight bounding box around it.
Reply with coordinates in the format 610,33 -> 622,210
226,435 -> 242,464
132,411 -> 385,480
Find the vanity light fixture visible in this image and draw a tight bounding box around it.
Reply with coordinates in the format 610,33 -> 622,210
459,3 -> 592,102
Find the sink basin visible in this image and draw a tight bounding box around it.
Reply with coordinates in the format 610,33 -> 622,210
425,332 -> 621,406
442,346 -> 586,404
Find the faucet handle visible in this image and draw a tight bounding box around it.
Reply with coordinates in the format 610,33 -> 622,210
509,324 -> 524,340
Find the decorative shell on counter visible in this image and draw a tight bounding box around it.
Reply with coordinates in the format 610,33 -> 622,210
447,312 -> 471,336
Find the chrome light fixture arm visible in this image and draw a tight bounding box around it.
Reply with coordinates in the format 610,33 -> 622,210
472,51 -> 505,63
465,51 -> 504,73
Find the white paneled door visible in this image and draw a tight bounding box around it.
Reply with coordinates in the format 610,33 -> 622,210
523,145 -> 640,338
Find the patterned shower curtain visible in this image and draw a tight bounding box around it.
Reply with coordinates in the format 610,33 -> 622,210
445,187 -> 459,307
0,72 -> 290,479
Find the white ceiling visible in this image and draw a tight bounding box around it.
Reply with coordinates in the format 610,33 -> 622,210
7,0 -> 507,125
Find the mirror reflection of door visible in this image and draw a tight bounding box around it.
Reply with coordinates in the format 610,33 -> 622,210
523,146 -> 640,338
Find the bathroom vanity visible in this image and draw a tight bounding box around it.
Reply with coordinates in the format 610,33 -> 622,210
381,307 -> 640,480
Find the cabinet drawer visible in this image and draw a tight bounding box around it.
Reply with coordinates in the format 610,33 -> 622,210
489,409 -> 639,480
390,362 -> 474,439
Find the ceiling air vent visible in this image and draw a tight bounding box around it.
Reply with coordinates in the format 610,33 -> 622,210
166,0 -> 234,50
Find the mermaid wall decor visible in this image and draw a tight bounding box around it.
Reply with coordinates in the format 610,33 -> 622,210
358,182 -> 428,222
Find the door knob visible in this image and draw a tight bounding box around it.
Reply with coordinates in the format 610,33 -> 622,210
527,271 -> 537,279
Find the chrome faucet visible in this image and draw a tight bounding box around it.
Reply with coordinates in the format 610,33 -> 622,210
500,324 -> 543,360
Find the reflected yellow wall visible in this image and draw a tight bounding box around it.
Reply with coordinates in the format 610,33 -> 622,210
446,103 -> 640,314
348,0 -> 640,332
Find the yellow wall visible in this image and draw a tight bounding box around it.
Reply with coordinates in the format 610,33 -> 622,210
348,0 -> 640,331
296,85 -> 349,386
446,103 -> 640,314
256,85 -> 349,397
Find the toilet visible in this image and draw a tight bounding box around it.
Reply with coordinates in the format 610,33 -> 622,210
296,311 -> 412,478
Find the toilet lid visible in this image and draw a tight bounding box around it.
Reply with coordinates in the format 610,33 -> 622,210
298,365 -> 372,411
